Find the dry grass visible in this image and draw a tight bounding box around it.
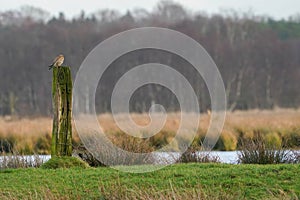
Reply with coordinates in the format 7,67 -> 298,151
79,108 -> 300,137
0,108 -> 299,153
224,108 -> 300,132
0,117 -> 52,137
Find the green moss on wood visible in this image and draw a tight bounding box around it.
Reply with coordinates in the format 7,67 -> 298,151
51,66 -> 72,157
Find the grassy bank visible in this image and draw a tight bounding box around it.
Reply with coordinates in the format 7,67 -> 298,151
0,163 -> 299,199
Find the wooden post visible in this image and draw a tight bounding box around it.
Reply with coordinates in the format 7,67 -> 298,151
51,66 -> 72,157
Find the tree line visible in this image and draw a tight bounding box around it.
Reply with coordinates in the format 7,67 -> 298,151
0,1 -> 300,116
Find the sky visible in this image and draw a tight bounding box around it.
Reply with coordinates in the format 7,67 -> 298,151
0,0 -> 299,20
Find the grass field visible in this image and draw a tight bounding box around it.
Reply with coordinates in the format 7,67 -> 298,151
0,163 -> 299,199
0,109 -> 300,154
1,110 -> 300,199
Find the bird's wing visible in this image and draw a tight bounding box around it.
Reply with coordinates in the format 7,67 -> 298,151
53,56 -> 59,63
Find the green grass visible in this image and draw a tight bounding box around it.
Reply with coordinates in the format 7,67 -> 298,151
0,164 -> 299,199
40,156 -> 89,169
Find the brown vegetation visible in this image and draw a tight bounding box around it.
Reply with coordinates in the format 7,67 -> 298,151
0,109 -> 299,154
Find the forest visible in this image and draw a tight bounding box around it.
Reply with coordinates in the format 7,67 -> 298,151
1,1 -> 300,116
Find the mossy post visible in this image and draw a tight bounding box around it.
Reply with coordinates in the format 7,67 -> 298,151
51,66 -> 72,157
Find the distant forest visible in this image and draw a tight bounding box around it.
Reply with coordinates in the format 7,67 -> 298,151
1,1 -> 300,116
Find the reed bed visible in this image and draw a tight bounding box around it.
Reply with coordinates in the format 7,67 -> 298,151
0,109 -> 299,154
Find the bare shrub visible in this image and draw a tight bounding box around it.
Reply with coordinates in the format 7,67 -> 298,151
0,141 -> 45,169
176,146 -> 220,163
238,132 -> 298,164
73,134 -> 156,167
0,152 -> 45,169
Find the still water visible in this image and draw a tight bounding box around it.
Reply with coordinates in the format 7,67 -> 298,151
0,151 -> 240,165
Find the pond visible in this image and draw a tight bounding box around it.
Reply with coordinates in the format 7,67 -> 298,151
0,151 -> 240,166
154,151 -> 239,164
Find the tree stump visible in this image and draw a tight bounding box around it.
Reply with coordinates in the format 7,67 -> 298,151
51,66 -> 72,157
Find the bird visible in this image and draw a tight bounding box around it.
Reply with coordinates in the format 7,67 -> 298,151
48,54 -> 64,70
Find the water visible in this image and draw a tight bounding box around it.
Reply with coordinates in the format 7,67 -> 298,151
209,151 -> 239,164
154,151 -> 239,164
1,150 -> 298,167
0,151 -> 239,165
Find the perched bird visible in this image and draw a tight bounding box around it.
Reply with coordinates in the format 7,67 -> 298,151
48,54 -> 64,70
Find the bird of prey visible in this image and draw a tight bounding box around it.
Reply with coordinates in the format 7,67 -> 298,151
48,54 -> 64,70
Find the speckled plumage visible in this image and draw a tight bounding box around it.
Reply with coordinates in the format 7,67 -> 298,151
49,54 -> 64,70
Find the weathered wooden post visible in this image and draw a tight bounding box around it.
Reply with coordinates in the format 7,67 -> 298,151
51,66 -> 72,157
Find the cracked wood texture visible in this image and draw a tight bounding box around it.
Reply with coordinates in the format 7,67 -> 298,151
51,66 -> 72,156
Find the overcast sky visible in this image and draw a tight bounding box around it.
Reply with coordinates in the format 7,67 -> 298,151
0,0 -> 299,20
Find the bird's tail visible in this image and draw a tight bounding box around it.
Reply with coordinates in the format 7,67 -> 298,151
48,64 -> 53,70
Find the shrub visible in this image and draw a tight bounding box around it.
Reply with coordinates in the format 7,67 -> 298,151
293,151 -> 300,163
1,141 -> 44,169
0,136 -> 16,153
0,151 -> 44,169
238,132 -> 298,164
19,143 -> 34,155
220,131 -> 238,151
176,146 -> 220,163
73,134 -> 156,166
282,130 -> 300,148
264,132 -> 282,148
34,134 -> 51,154
149,130 -> 176,149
